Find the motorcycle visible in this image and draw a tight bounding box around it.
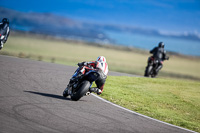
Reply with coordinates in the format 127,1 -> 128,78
0,29 -> 6,50
144,56 -> 161,78
63,66 -> 100,101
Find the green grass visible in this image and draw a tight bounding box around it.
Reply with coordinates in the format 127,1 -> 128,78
101,76 -> 200,132
1,32 -> 200,81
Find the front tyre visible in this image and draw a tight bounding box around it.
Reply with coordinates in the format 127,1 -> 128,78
151,69 -> 158,78
71,80 -> 90,101
63,87 -> 69,97
144,66 -> 149,77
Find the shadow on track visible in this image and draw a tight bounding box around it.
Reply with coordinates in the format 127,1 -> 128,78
24,91 -> 71,100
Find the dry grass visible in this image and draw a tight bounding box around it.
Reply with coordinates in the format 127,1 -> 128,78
2,32 -> 200,80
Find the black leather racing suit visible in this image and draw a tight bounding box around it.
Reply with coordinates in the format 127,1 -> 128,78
0,22 -> 10,48
150,47 -> 168,74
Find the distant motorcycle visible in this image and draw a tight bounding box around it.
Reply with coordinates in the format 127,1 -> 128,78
63,65 -> 100,101
0,30 -> 6,50
144,56 -> 161,78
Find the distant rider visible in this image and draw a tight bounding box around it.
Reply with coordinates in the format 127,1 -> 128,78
0,18 -> 10,50
68,56 -> 108,95
150,42 -> 169,75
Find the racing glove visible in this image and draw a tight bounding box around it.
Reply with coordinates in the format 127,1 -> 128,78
78,62 -> 87,67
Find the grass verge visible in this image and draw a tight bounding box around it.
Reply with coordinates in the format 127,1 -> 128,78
1,32 -> 200,81
100,76 -> 200,132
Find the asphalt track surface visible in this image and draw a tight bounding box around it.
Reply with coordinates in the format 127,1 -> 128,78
0,55 -> 195,133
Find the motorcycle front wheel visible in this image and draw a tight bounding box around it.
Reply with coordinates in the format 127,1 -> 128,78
144,66 -> 153,77
63,87 -> 70,97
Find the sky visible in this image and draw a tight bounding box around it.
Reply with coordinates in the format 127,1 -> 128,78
1,0 -> 200,34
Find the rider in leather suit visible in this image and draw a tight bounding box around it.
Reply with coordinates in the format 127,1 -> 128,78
150,42 -> 169,75
0,18 -> 10,50
68,56 -> 108,95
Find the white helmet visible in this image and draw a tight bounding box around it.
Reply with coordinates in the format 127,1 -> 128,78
96,56 -> 106,63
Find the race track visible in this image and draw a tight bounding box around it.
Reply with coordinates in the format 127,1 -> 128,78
0,55 -> 195,133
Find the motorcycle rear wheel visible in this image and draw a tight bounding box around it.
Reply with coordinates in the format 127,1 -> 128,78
71,80 -> 91,101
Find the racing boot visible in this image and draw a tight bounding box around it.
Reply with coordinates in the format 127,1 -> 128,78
89,87 -> 102,95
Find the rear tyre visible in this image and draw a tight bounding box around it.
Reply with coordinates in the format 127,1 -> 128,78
151,70 -> 158,78
144,66 -> 152,77
71,81 -> 90,101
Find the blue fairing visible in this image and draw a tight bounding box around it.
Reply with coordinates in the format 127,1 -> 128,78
85,70 -> 100,82
72,67 -> 80,78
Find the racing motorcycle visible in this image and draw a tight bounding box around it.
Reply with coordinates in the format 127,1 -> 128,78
0,26 -> 8,50
144,56 -> 161,78
0,30 -> 6,50
63,65 -> 100,101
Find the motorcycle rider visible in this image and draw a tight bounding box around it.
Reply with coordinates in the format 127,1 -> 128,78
149,42 -> 169,75
67,56 -> 108,95
0,18 -> 10,50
